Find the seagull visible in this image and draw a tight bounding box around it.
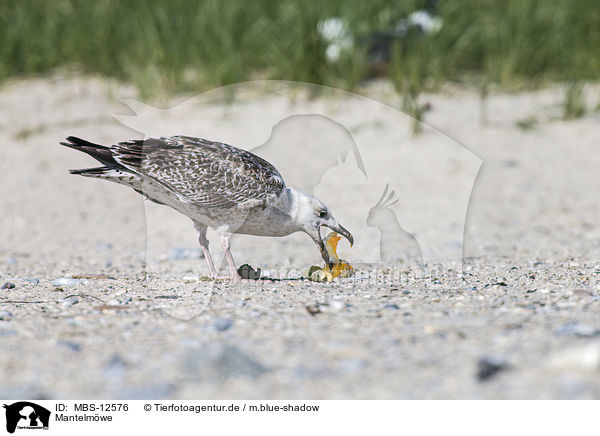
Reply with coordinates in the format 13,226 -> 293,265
61,135 -> 354,280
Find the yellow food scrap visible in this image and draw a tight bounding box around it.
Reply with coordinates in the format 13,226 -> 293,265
328,261 -> 354,278
307,232 -> 354,282
323,232 -> 354,278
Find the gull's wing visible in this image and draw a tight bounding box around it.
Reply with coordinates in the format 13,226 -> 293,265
111,136 -> 286,208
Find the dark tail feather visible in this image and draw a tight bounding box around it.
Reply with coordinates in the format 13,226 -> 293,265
69,166 -> 112,176
60,136 -> 118,167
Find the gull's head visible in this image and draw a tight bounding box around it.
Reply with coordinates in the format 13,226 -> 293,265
290,189 -> 353,265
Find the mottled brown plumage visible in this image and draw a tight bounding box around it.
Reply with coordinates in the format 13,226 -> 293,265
65,135 -> 285,209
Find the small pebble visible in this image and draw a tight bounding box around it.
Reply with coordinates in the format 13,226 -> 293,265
107,353 -> 128,369
96,241 -> 113,251
168,247 -> 203,261
60,296 -> 79,306
0,310 -> 13,320
112,383 -> 174,399
328,300 -> 346,312
104,353 -> 128,379
118,296 -> 132,305
476,357 -> 509,382
554,322 -> 600,338
305,303 -> 322,316
572,290 -> 593,298
549,343 -> 600,372
66,317 -> 83,327
212,317 -> 233,332
24,278 -> 39,285
384,303 -> 400,310
181,343 -> 268,380
261,269 -> 275,278
305,301 -> 345,315
338,359 -> 368,373
1,282 -> 15,290
57,339 -> 81,352
53,278 -> 83,287
0,329 -> 17,337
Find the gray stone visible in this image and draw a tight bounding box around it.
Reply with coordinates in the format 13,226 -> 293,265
212,317 -> 233,332
549,343 -> 600,372
338,359 -> 368,373
53,278 -> 83,287
96,241 -> 113,251
476,357 -> 509,382
103,353 -> 129,381
182,343 -> 268,382
59,296 -> 79,306
118,296 -> 132,305
106,353 -> 128,370
57,339 -> 81,352
110,383 -> 175,400
0,329 -> 17,337
168,247 -> 203,261
554,322 -> 600,338
0,384 -> 49,400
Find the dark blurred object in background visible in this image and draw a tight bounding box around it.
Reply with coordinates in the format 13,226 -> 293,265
318,1 -> 442,75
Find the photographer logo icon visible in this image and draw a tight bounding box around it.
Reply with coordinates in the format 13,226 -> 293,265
3,402 -> 50,433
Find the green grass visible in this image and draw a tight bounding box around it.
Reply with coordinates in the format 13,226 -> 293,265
563,82 -> 586,119
1,0 -> 599,97
515,116 -> 538,131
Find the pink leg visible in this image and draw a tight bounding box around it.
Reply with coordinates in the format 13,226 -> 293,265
221,233 -> 241,281
197,225 -> 218,278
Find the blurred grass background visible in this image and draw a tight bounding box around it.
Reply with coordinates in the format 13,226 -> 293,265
1,0 -> 599,97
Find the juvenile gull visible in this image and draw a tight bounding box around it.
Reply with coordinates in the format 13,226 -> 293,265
61,136 -> 353,280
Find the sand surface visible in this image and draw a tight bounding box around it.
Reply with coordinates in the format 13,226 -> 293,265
1,76 -> 599,398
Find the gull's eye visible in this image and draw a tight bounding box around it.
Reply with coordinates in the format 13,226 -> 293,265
318,209 -> 328,218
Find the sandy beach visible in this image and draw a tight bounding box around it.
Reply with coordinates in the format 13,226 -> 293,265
1,75 -> 599,399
